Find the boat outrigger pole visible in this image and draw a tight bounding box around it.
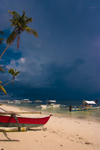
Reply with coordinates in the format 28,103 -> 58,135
11,113 -> 21,131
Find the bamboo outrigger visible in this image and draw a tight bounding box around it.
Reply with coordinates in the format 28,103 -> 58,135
0,109 -> 52,132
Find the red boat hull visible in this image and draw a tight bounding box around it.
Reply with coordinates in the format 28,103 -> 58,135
0,115 -> 52,128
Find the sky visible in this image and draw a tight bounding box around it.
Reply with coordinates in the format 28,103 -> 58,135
0,0 -> 100,102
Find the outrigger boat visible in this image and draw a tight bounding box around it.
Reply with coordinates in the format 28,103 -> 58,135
0,108 -> 52,131
70,106 -> 85,111
21,99 -> 32,103
82,100 -> 100,110
41,100 -> 60,109
34,100 -> 42,103
68,100 -> 100,111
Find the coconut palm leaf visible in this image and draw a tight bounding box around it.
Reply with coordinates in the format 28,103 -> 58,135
8,10 -> 20,18
6,30 -> 17,44
25,27 -> 38,37
8,68 -> 20,85
0,31 -> 5,45
0,37 -> 5,44
0,81 -> 7,95
0,66 -> 5,73
14,71 -> 20,76
0,85 -> 7,95
8,68 -> 15,75
0,31 -> 4,35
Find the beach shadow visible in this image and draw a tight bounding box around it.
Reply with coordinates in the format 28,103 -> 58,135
0,132 -> 20,142
0,140 -> 19,142
27,127 -> 47,131
27,128 -> 42,131
77,117 -> 85,119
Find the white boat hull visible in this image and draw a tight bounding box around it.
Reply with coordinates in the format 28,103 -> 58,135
41,104 -> 60,109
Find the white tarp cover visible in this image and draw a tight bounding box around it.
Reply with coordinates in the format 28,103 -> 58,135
83,101 -> 96,104
47,100 -> 56,103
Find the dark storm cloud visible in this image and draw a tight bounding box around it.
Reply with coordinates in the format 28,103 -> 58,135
1,0 -> 100,100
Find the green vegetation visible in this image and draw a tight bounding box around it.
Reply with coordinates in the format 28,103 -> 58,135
0,11 -> 38,59
0,31 -> 5,45
8,68 -> 20,85
0,81 -> 7,95
0,11 -> 38,95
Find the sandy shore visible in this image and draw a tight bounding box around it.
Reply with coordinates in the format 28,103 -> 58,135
0,104 -> 100,150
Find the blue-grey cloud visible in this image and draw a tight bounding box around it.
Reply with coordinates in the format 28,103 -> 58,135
1,0 -> 100,101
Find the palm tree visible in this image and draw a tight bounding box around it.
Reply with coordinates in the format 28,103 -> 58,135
0,11 -> 38,59
0,66 -> 5,73
8,68 -> 20,86
0,81 -> 7,95
0,31 -> 5,44
0,31 -> 5,72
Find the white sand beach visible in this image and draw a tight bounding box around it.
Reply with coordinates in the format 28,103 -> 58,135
0,104 -> 100,150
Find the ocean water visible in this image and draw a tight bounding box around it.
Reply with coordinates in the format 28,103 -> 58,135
6,100 -> 100,122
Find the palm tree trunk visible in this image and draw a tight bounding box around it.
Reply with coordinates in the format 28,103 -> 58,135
0,43 -> 11,59
12,78 -> 14,86
0,33 -> 18,59
3,79 -> 13,87
17,34 -> 20,49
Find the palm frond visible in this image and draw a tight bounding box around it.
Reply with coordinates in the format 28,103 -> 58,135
8,11 -> 20,18
0,85 -> 7,95
25,18 -> 33,24
25,27 -> 38,37
0,37 -> 5,44
0,67 -> 5,73
22,11 -> 25,18
0,31 -> 4,35
9,20 -> 19,27
6,31 -> 17,44
14,71 -> 20,76
8,68 -> 15,75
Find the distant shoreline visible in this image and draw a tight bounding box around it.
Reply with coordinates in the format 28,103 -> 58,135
1,103 -> 100,123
